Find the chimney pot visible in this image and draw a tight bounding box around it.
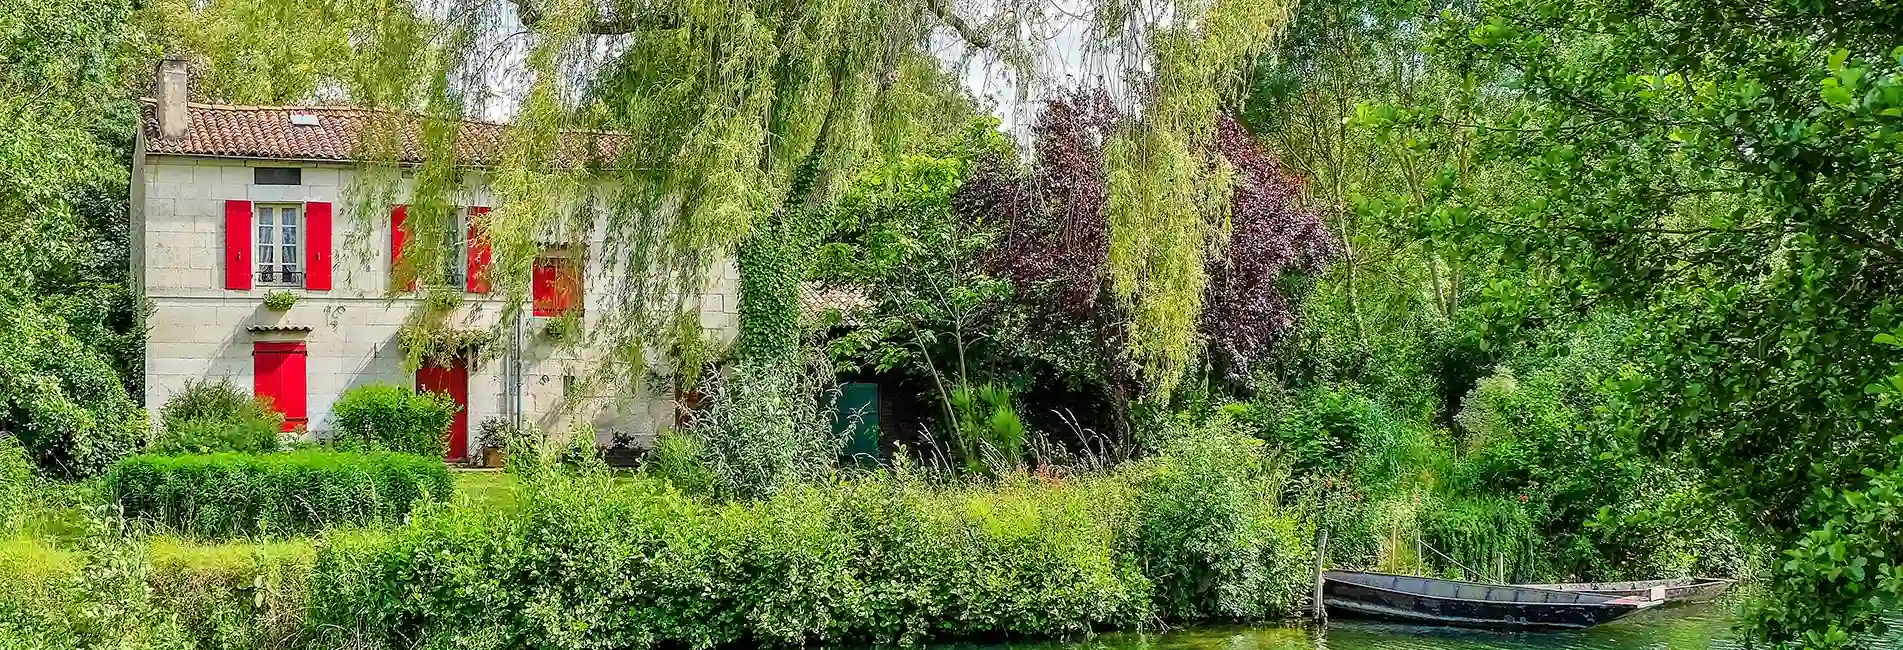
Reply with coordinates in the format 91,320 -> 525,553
156,54 -> 189,140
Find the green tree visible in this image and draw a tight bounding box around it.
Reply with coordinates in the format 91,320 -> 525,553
1380,1 -> 1903,643
1,0 -> 152,476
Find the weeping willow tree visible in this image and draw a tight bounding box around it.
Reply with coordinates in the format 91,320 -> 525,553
160,0 -> 1299,397
1098,0 -> 1295,394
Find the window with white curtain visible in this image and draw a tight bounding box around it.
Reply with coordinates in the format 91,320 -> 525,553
256,203 -> 302,285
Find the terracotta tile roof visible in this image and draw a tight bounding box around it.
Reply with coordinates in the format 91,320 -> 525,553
800,282 -> 874,321
244,324 -> 314,333
139,99 -> 630,167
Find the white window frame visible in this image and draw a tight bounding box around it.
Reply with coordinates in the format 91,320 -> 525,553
255,203 -> 303,287
443,209 -> 468,287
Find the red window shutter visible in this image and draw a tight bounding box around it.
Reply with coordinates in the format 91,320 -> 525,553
253,341 -> 309,432
532,260 -> 558,316
224,200 -> 253,290
390,205 -> 414,291
532,258 -> 581,317
304,201 -> 333,290
466,206 -> 492,294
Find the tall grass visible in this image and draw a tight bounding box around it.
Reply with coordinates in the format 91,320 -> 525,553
0,437 -> 30,533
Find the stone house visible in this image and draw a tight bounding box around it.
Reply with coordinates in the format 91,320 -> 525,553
133,57 -> 737,459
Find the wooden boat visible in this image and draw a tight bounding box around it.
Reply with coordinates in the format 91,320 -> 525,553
1322,570 -> 1659,630
1518,577 -> 1736,604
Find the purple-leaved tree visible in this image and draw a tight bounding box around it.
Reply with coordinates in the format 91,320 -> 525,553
1204,114 -> 1337,379
954,93 -> 1335,383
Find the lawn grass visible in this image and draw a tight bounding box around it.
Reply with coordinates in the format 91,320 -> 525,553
0,535 -> 80,585
447,468 -> 646,513
450,469 -> 520,512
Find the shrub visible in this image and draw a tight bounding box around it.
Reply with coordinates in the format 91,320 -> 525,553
644,429 -> 717,497
105,450 -> 452,537
948,383 -> 1027,474
1124,424 -> 1311,621
309,472 -> 1153,648
686,360 -> 847,500
498,421 -> 603,477
0,299 -> 146,478
152,379 -> 284,455
1418,495 -> 1537,582
158,379 -> 282,431
328,383 -> 458,457
0,536 -> 193,648
0,437 -> 30,532
146,537 -> 315,650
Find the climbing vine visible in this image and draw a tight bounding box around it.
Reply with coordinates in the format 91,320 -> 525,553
395,287 -> 495,370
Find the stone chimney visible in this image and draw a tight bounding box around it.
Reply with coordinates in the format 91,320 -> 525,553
155,54 -> 189,140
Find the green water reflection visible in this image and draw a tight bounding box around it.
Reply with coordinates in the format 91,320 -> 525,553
958,603 -> 1900,650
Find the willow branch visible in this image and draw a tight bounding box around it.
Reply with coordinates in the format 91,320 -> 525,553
510,0 -> 681,34
924,0 -> 993,48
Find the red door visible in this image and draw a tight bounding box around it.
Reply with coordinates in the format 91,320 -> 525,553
416,358 -> 469,460
254,342 -> 308,432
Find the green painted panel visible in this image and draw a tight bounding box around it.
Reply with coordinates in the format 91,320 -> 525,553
837,382 -> 880,459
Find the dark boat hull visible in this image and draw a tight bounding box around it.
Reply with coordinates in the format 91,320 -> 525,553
1519,578 -> 1736,604
1323,571 -> 1656,631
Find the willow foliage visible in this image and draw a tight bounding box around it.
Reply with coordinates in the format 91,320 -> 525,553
1102,0 -> 1295,394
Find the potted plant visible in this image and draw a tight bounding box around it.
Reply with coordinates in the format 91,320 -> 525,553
541,316 -> 577,343
263,290 -> 298,311
474,417 -> 511,468
602,430 -> 643,467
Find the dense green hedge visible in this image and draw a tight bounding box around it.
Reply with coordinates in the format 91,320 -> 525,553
105,450 -> 452,537
305,428 -> 1311,648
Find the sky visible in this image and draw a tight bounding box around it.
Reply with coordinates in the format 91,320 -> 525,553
462,0 -> 1141,144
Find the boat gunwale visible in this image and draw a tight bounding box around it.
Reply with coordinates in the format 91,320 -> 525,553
1322,570 -> 1652,610
1520,577 -> 1735,592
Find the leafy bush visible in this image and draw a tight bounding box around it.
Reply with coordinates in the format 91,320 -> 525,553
152,379 -> 284,455
0,535 -> 193,649
304,428 -> 1314,648
500,421 -> 602,476
105,450 -> 452,537
948,383 -> 1027,474
1747,461 -> 1903,648
146,537 -> 315,650
328,383 -> 458,457
685,361 -> 847,500
644,428 -> 717,497
158,379 -> 281,430
1419,495 -> 1536,582
1125,423 -> 1310,621
0,299 -> 147,478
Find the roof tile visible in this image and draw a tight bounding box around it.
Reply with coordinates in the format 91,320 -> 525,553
139,99 -> 628,167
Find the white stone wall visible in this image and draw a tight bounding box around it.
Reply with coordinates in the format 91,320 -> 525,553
139,154 -> 738,447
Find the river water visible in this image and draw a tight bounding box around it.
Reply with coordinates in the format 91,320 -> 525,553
958,602 -> 1902,650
